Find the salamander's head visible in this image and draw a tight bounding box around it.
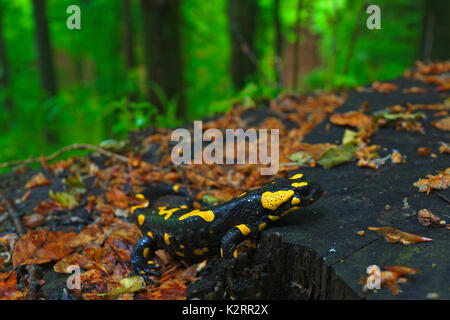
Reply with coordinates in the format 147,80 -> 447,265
259,173 -> 323,217
287,173 -> 323,207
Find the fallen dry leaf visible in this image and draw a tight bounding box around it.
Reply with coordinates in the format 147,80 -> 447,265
53,253 -> 93,273
330,111 -> 373,129
98,276 -> 144,300
68,224 -> 105,248
372,81 -> 398,93
361,265 -> 420,295
439,142 -> 450,154
24,173 -> 52,189
417,209 -> 447,227
413,167 -> 450,194
432,117 -> 450,131
0,271 -> 17,296
402,87 -> 426,94
368,226 -> 432,245
417,147 -> 431,156
13,229 -> 76,268
106,188 -> 129,209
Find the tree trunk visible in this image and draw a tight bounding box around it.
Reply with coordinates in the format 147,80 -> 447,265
140,0 -> 185,118
273,0 -> 283,88
32,0 -> 59,145
342,0 -> 366,75
227,0 -> 258,91
32,0 -> 58,97
421,0 -> 450,61
123,0 -> 136,71
0,3 -> 13,127
292,0 -> 303,90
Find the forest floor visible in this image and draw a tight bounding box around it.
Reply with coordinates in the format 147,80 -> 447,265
0,61 -> 449,300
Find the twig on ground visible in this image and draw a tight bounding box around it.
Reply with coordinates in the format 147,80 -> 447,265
0,143 -> 129,170
0,192 -> 39,300
437,193 -> 450,204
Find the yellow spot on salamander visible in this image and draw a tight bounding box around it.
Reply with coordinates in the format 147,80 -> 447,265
258,222 -> 267,231
157,206 -> 181,220
193,248 -> 209,255
164,233 -> 171,245
180,205 -> 188,209
261,190 -> 295,211
291,197 -> 301,206
220,248 -> 223,257
130,194 -> 149,214
147,260 -> 154,264
290,173 -> 304,179
235,224 -> 251,236
292,182 -> 308,188
179,209 -> 215,222
147,231 -> 154,239
175,251 -> 184,257
237,192 -> 246,197
143,248 -> 150,258
233,250 -> 238,258
281,206 -> 301,216
268,215 -> 280,220
138,214 -> 145,225
179,244 -> 185,249
173,185 -> 180,192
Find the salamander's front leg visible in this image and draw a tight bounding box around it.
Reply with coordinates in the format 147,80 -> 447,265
130,235 -> 161,282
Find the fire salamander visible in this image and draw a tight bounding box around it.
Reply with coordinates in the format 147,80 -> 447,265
130,173 -> 323,280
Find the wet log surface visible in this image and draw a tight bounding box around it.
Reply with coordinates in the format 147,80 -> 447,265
188,76 -> 450,300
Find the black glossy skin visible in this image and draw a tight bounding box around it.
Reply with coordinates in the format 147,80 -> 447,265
130,174 -> 323,280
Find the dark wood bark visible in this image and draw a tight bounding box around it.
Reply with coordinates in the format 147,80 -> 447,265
227,0 -> 258,91
32,0 -> 58,97
140,0 -> 185,118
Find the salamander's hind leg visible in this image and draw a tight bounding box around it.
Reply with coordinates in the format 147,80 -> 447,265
143,183 -> 193,205
130,235 -> 161,282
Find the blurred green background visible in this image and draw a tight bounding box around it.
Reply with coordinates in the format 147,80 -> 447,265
0,0 -> 448,166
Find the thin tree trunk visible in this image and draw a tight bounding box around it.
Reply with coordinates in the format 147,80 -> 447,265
32,0 -> 59,145
123,0 -> 136,70
227,0 -> 259,91
32,0 -> 58,97
342,0 -> 366,75
292,0 -> 303,90
140,0 -> 185,118
0,4 -> 13,126
421,0 -> 450,61
273,0 -> 283,88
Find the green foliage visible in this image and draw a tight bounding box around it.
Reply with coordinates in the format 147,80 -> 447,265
0,0 -> 429,167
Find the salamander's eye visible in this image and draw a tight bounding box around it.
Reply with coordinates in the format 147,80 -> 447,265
297,186 -> 312,198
